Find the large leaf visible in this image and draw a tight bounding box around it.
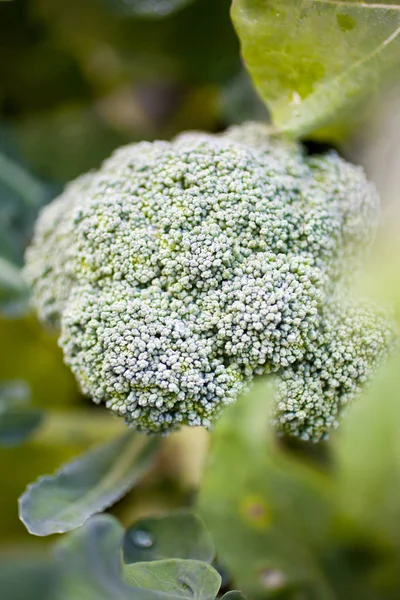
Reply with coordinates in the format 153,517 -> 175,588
19,431 -> 160,536
123,510 -> 215,564
197,381 -> 334,598
231,0 -> 400,138
58,515 -> 222,600
124,559 -> 221,600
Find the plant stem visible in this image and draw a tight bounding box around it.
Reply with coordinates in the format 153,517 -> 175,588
31,410 -> 126,447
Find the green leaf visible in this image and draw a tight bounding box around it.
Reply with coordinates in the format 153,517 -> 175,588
123,510 -> 215,564
0,144 -> 51,266
0,152 -> 44,208
220,593 -> 246,600
231,0 -> 400,138
0,380 -> 43,447
57,514 -> 138,600
197,381 -> 334,598
124,559 -> 221,600
335,355 -> 400,545
58,515 -> 221,600
0,257 -> 29,316
18,431 -> 160,536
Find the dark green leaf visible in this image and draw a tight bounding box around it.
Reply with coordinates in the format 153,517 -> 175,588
19,431 -> 160,536
0,152 -> 44,207
220,592 -> 246,600
231,0 -> 400,138
14,105 -> 127,182
0,407 -> 44,447
0,143 -> 51,266
197,381 -> 334,598
124,559 -> 221,600
123,510 -> 215,564
0,257 -> 29,316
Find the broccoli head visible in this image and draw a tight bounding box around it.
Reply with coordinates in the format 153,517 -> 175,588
24,123 -> 397,438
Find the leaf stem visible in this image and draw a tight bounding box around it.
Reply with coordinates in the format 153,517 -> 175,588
31,410 -> 126,447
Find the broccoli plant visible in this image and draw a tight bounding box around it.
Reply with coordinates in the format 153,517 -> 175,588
24,123 -> 396,440
2,1 -> 400,599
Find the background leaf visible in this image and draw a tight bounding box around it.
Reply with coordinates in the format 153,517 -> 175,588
0,151 -> 45,208
100,0 -> 198,18
0,142 -> 51,267
0,558 -> 56,600
0,380 -> 43,447
0,257 -> 29,316
231,0 -> 400,138
197,381 -> 334,598
0,407 -> 43,447
19,431 -> 160,536
0,380 -> 30,409
334,354 -> 400,546
123,510 -> 215,564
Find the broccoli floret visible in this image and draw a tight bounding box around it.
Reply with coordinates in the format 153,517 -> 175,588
274,294 -> 396,441
24,123 -> 397,437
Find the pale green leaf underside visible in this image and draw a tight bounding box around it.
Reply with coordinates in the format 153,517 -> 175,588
19,431 -> 159,536
231,0 -> 400,138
